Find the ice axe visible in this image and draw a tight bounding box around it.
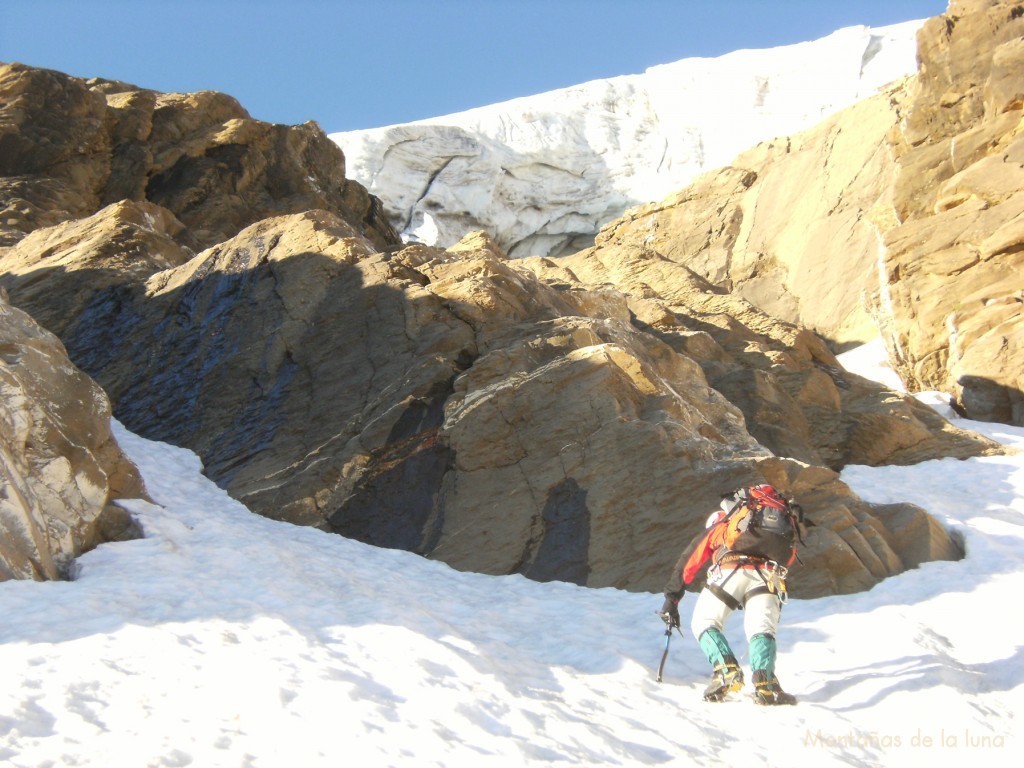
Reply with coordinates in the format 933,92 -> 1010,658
656,612 -> 684,683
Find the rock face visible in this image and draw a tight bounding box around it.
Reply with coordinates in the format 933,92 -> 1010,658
1,206 -> 989,597
0,59 -> 401,581
588,0 -> 1024,427
331,22 -> 922,258
524,241 -> 994,471
0,55 -> 998,597
0,290 -> 146,581
591,84 -> 911,348
878,0 -> 1024,425
0,200 -> 194,338
0,61 -> 399,253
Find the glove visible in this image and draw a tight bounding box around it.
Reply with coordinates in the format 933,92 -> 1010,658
658,594 -> 681,628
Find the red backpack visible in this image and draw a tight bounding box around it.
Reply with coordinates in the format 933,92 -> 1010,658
720,485 -> 801,564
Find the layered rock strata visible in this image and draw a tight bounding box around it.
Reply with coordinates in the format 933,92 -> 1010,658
588,84 -> 910,349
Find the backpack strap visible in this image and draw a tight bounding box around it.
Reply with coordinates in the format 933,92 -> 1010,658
790,502 -> 806,547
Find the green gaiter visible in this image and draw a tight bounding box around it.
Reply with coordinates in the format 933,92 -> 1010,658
749,632 -> 777,675
698,628 -> 735,667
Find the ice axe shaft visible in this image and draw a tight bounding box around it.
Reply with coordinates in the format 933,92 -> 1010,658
656,626 -> 672,682
655,615 -> 683,683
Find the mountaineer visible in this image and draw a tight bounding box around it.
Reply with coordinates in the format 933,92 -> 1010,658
659,484 -> 803,705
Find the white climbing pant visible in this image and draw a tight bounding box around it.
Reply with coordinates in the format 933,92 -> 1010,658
690,566 -> 783,642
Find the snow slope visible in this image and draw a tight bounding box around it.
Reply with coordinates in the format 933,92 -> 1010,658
1,345 -> 1021,767
330,21 -> 923,257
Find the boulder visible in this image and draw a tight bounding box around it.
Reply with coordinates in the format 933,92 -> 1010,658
0,291 -> 146,581
0,199 -> 194,336
0,61 -> 399,253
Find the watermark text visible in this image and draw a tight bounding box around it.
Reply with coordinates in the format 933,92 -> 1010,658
804,728 -> 1006,751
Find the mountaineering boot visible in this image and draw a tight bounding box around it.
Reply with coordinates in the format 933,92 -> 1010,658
748,632 -> 794,703
703,660 -> 744,702
751,670 -> 797,706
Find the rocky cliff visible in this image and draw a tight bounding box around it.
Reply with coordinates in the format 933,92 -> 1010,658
0,289 -> 145,580
879,0 -> 1024,425
0,62 -> 398,253
587,82 -> 908,349
0,4 -> 1009,596
581,0 -> 1024,426
0,59 -> 401,579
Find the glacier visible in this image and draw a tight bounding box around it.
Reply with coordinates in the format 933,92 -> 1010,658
329,21 -> 924,258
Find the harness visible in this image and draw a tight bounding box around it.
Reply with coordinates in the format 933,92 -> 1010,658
706,554 -> 788,611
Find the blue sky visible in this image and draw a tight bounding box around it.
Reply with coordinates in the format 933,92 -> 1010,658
3,1 -> 948,133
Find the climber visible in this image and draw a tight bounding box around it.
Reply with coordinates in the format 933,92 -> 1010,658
658,484 -> 802,705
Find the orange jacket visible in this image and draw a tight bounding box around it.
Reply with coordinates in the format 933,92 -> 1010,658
682,515 -> 729,585
666,508 -> 796,596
